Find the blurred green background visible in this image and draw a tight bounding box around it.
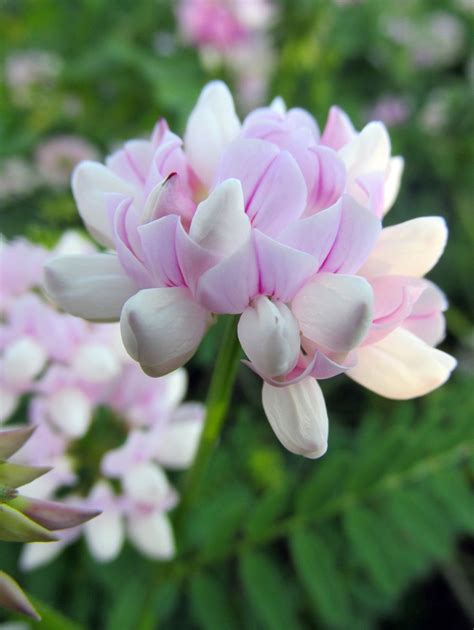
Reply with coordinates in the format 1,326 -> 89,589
1,0 -> 473,628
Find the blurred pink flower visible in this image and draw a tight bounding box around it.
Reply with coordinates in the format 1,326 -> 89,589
45,82 -> 455,460
366,95 -> 411,127
35,135 -> 100,188
177,0 -> 274,52
5,50 -> 62,106
0,235 -> 204,569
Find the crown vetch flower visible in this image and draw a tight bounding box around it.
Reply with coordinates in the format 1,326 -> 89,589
45,81 -> 456,459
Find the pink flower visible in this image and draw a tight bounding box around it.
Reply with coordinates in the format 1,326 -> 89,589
45,82 -> 456,459
177,0 -> 273,52
1,236 -> 204,569
35,135 -> 100,188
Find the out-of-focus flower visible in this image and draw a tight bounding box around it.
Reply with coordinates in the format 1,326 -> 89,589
45,81 -> 455,460
35,136 -> 100,188
176,0 -> 276,109
0,235 -> 204,569
366,95 -> 411,127
4,50 -> 62,107
419,89 -> 451,133
383,11 -> 465,69
0,158 -> 41,201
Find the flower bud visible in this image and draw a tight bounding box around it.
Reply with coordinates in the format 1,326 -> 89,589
238,296 -> 300,378
262,378 -> 328,458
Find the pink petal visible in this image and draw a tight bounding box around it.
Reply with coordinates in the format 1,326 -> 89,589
279,201 -> 342,267
197,237 -> 258,313
305,145 -> 346,214
320,106 -> 356,150
138,215 -> 185,288
176,221 -> 220,295
320,195 -> 381,274
254,230 -> 317,302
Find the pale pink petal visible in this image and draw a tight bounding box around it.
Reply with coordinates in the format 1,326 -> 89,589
245,150 -> 307,237
358,217 -> 448,278
106,140 -> 153,186
320,196 -> 381,274
197,237 -> 258,314
348,327 -> 456,399
216,137 -> 278,205
292,273 -> 373,353
279,200 -> 342,267
262,379 -> 328,458
402,280 -> 447,346
72,161 -> 136,247
44,253 -> 137,322
363,275 -> 425,345
238,297 -> 300,377
185,81 -> 241,188
111,197 -> 153,288
175,221 -> 220,294
138,215 -> 185,288
123,463 -> 173,505
305,145 -> 346,214
320,106 -> 356,150
254,230 -> 317,302
120,287 -> 209,376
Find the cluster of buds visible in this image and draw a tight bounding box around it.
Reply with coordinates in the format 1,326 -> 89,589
0,235 -> 204,571
0,426 -> 99,619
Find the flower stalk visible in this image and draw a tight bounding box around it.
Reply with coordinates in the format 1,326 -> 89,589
174,315 -> 241,533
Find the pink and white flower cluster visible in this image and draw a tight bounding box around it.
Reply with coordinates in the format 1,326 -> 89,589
45,81 -> 456,461
0,235 -> 203,569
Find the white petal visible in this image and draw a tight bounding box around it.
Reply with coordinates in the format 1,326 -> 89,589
44,253 -> 137,322
238,297 -> 300,377
53,230 -> 95,256
47,388 -> 92,438
20,538 -> 72,571
359,217 -> 448,278
153,405 -> 203,469
348,327 -> 456,399
84,509 -> 124,563
185,81 -> 241,188
189,179 -> 250,256
0,387 -> 18,423
128,512 -> 175,560
72,161 -> 136,247
339,121 -> 391,178
83,481 -> 124,562
262,379 -> 328,458
292,273 -> 373,353
123,462 -> 172,505
120,287 -> 208,376
71,343 -> 121,383
3,338 -> 47,386
383,156 -> 404,215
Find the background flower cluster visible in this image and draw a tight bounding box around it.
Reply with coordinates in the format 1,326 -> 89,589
1,0 -> 473,628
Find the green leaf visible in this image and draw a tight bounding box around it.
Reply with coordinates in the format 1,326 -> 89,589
105,579 -> 147,630
343,507 -> 399,596
29,594 -> 85,630
296,451 -> 351,514
245,485 -> 291,539
290,529 -> 352,627
189,571 -> 239,630
428,469 -> 474,533
239,551 -> 303,630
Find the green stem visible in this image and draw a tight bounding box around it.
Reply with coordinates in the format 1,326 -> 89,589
174,315 -> 241,532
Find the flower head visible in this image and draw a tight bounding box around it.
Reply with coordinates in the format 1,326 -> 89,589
45,81 -> 456,459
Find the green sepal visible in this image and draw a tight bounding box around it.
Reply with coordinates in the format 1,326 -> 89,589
0,502 -> 58,542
